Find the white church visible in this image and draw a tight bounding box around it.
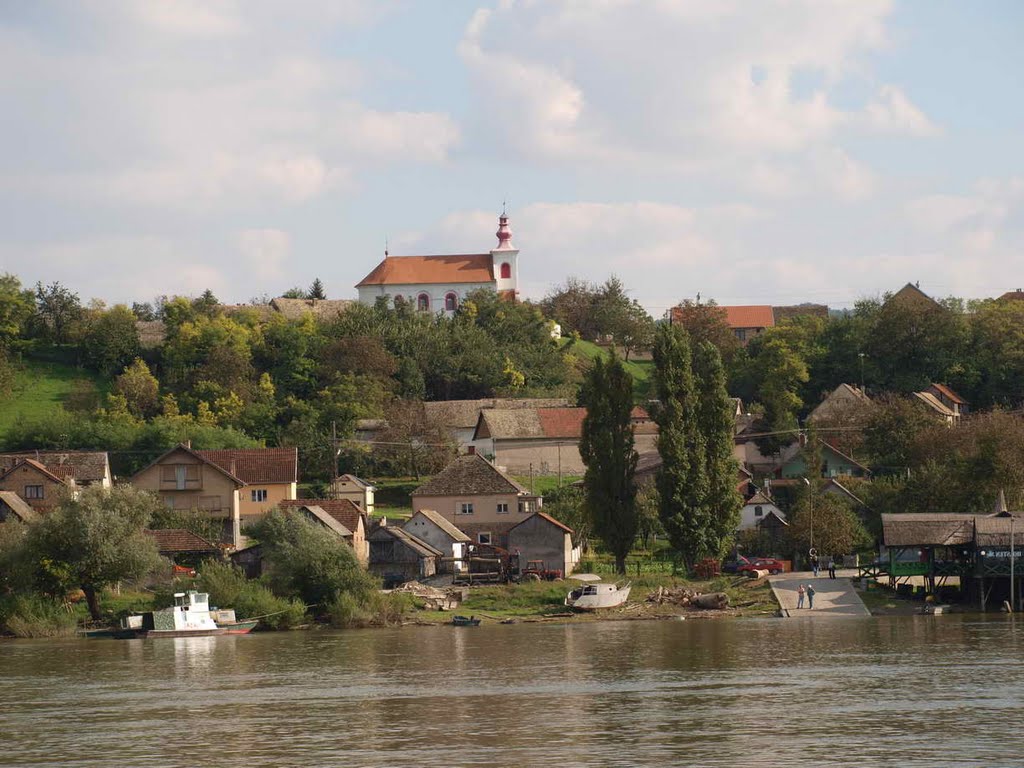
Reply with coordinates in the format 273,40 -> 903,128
355,213 -> 519,314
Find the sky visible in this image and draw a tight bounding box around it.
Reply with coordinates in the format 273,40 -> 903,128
1,0 -> 1022,316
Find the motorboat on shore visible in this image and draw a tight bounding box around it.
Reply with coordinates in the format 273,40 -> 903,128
565,578 -> 631,611
117,591 -> 256,638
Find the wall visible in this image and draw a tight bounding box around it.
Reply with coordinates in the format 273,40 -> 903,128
239,481 -> 296,520
0,465 -> 70,514
738,502 -> 785,531
402,515 -> 464,571
357,280 -> 496,315
508,515 -> 574,576
411,492 -> 538,527
491,439 -> 585,476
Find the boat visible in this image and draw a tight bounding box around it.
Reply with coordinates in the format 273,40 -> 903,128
117,591 -> 255,638
565,581 -> 632,611
451,615 -> 481,626
210,608 -> 259,634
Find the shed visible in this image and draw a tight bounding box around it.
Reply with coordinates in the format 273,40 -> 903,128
368,526 -> 443,587
403,509 -> 471,572
507,512 -> 577,577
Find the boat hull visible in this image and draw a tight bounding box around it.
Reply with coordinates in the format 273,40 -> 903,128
216,620 -> 258,634
118,628 -> 230,639
565,585 -> 631,611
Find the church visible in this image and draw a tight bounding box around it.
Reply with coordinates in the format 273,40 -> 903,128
355,213 -> 519,314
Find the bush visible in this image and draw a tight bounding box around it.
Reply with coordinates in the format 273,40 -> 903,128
327,592 -> 370,628
327,591 -> 413,629
0,595 -> 78,638
194,561 -> 307,630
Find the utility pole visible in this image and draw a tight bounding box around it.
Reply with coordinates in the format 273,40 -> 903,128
1012,515 -> 1016,612
331,421 -> 340,498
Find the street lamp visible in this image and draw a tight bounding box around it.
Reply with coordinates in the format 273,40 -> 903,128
803,476 -> 815,556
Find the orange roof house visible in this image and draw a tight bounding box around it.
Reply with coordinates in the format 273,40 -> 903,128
355,214 -> 520,315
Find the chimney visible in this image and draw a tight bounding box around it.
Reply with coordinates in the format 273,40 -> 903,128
184,440 -> 192,449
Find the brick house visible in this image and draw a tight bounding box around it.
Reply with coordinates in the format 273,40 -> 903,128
196,448 -> 298,521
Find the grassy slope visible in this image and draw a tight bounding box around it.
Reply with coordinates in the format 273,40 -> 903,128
559,338 -> 653,402
0,359 -> 107,440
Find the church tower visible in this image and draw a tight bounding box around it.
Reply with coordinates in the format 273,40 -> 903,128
490,212 -> 519,300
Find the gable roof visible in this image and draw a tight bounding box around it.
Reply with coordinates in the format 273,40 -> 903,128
356,254 -> 495,287
131,444 -> 246,486
144,528 -> 220,554
0,491 -> 38,522
721,305 -> 775,329
758,509 -> 789,527
475,407 -> 586,441
744,490 -> 776,507
928,382 -> 967,405
279,499 -> 365,534
334,473 -> 374,489
0,451 -> 109,484
0,458 -> 72,486
405,509 -> 471,542
998,289 -> 1024,303
510,510 -> 574,535
412,454 -> 529,496
881,513 -> 975,547
294,505 -> 353,538
823,478 -> 865,506
888,282 -> 940,308
370,525 -> 444,558
269,297 -> 354,320
912,391 -> 956,418
196,448 -> 298,484
424,398 -> 572,430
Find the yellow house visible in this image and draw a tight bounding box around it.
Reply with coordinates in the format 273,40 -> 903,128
196,448 -> 298,521
130,444 -> 244,547
330,473 -> 375,514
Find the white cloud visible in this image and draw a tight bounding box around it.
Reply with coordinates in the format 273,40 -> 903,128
238,229 -> 292,283
865,85 -> 941,136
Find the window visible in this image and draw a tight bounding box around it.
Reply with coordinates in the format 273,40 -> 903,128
198,496 -> 221,511
500,262 -> 511,279
417,293 -> 430,311
458,502 -> 474,515
754,505 -> 763,517
496,502 -> 509,514
160,463 -> 199,490
734,329 -> 747,341
478,532 -> 492,545
445,292 -> 458,311
24,485 -> 43,499
251,489 -> 268,503
518,499 -> 536,514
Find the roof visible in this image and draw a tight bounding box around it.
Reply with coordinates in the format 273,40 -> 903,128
144,528 -> 220,554
772,304 -> 829,322
370,525 -> 444,558
998,290 -> 1024,302
405,509 -> 471,542
975,515 -> 1024,547
888,283 -> 940,308
356,254 -> 495,287
0,451 -> 109,484
269,297 -> 354,320
412,454 -> 529,497
823,478 -> 865,506
131,444 -> 246,486
475,407 -> 586,441
0,458 -> 72,486
196,448 -> 298,484
510,511 -> 574,535
758,509 -> 789,527
913,391 -> 956,418
881,513 -> 976,547
721,305 -> 775,330
279,499 -> 365,534
928,383 -> 967,405
745,490 -> 776,507
136,320 -> 166,348
334,474 -> 374,490
0,491 -> 38,522
294,505 -> 353,538
424,397 -> 571,430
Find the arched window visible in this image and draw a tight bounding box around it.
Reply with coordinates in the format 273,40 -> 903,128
445,292 -> 458,311
500,262 -> 511,279
417,293 -> 430,312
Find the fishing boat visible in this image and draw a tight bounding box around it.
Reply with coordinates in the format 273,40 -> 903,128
118,591 -> 255,638
451,615 -> 481,627
210,608 -> 259,634
564,580 -> 631,611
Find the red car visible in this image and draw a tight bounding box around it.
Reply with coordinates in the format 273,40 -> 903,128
737,558 -> 785,576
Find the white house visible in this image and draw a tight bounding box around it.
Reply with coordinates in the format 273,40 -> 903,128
738,490 -> 787,531
355,213 -> 519,314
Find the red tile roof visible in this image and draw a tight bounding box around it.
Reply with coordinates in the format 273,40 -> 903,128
721,305 -> 775,329
144,528 -> 220,554
536,408 -> 586,439
196,448 -> 298,484
0,458 -> 72,486
279,499 -> 365,534
356,254 -> 495,287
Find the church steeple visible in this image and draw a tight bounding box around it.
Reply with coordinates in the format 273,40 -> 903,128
490,211 -> 519,298
494,212 -> 515,251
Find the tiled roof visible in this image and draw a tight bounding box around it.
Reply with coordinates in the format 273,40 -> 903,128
537,408 -> 586,439
132,444 -> 245,486
405,509 -> 471,542
928,383 -> 966,405
356,254 -> 495,287
476,407 -> 585,441
424,398 -> 571,430
721,305 -> 775,329
294,505 -> 353,538
144,528 -> 220,554
412,454 -> 529,496
745,490 -> 775,507
998,290 -> 1024,302
510,510 -> 574,535
0,458 -> 71,486
196,448 -> 298,484
0,451 -> 109,483
279,499 -> 365,535
913,391 -> 956,418
270,297 -> 354,320
334,474 -> 373,489
369,525 -> 444,558
0,491 -> 38,522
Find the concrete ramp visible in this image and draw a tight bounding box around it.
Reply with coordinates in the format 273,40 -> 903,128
770,575 -> 870,617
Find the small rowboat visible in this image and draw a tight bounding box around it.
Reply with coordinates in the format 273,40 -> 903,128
451,615 -> 481,627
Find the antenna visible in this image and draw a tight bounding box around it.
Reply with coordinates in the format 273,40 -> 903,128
384,236 -> 389,257
502,196 -> 507,216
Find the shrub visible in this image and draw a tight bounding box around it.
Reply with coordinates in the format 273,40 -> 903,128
327,591 -> 370,628
0,595 -> 78,638
195,561 -> 307,630
327,591 -> 413,629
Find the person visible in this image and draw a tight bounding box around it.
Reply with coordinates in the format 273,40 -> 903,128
828,558 -> 837,579
806,583 -> 816,609
811,554 -> 819,577
797,584 -> 805,609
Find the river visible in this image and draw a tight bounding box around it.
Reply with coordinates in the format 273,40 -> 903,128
2,615 -> 1024,767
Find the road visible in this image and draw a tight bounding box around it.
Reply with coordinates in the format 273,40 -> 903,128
769,571 -> 871,617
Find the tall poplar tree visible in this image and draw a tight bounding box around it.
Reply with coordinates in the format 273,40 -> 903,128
579,353 -> 638,574
652,323 -> 707,570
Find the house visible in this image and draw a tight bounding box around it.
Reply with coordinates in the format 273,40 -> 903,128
925,383 -> 968,420
738,490 -> 786,531
773,440 -> 869,480
508,512 -> 578,577
279,498 -> 370,565
423,397 -> 571,451
0,491 -> 38,523
634,451 -> 753,497
669,304 -> 775,346
356,213 -> 519,314
402,509 -> 471,573
807,384 -> 872,424
196,448 -> 298,521
411,453 -> 542,547
912,390 -> 958,427
886,282 -> 943,310
144,528 -> 221,565
997,289 -> 1024,303
367,525 -> 443,586
330,474 -> 375,514
0,451 -> 111,489
472,407 -> 586,475
772,304 -> 830,323
130,444 -> 244,548
0,458 -> 76,514
268,297 -> 354,321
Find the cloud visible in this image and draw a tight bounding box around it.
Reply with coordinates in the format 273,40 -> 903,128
238,229 -> 292,283
865,85 -> 941,136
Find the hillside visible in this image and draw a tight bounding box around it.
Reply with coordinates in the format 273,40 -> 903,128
560,338 -> 653,401
0,359 -> 107,440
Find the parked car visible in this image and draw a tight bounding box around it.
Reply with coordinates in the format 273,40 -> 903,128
722,555 -> 751,574
737,557 -> 785,576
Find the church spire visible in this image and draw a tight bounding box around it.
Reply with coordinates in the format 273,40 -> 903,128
494,211 -> 514,251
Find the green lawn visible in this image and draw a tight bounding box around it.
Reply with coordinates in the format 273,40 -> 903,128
0,359 -> 107,440
512,474 -> 581,495
559,338 -> 653,401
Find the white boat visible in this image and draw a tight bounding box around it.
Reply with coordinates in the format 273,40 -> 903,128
565,581 -> 631,610
119,591 -> 236,638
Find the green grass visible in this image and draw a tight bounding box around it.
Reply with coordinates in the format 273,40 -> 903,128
0,358 -> 107,439
512,474 -> 582,495
559,338 -> 653,401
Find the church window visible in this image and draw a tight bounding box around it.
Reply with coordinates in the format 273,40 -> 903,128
445,292 -> 458,311
500,262 -> 511,279
417,293 -> 430,311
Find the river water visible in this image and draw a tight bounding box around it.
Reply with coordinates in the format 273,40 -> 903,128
2,615 -> 1024,767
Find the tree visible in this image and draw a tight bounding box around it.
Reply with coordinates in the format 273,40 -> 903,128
670,299 -> 741,369
192,289 -> 220,318
543,485 -> 593,553
131,302 -> 157,321
788,488 -> 869,558
32,281 -> 82,343
0,273 -> 34,348
114,358 -> 161,419
578,353 -> 638,574
26,486 -> 164,619
752,335 -> 808,456
281,286 -> 307,299
83,305 -> 141,375
376,399 -> 456,478
308,278 -> 327,300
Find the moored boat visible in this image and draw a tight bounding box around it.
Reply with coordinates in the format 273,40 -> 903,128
118,591 -> 250,638
451,615 -> 481,626
565,581 -> 631,611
